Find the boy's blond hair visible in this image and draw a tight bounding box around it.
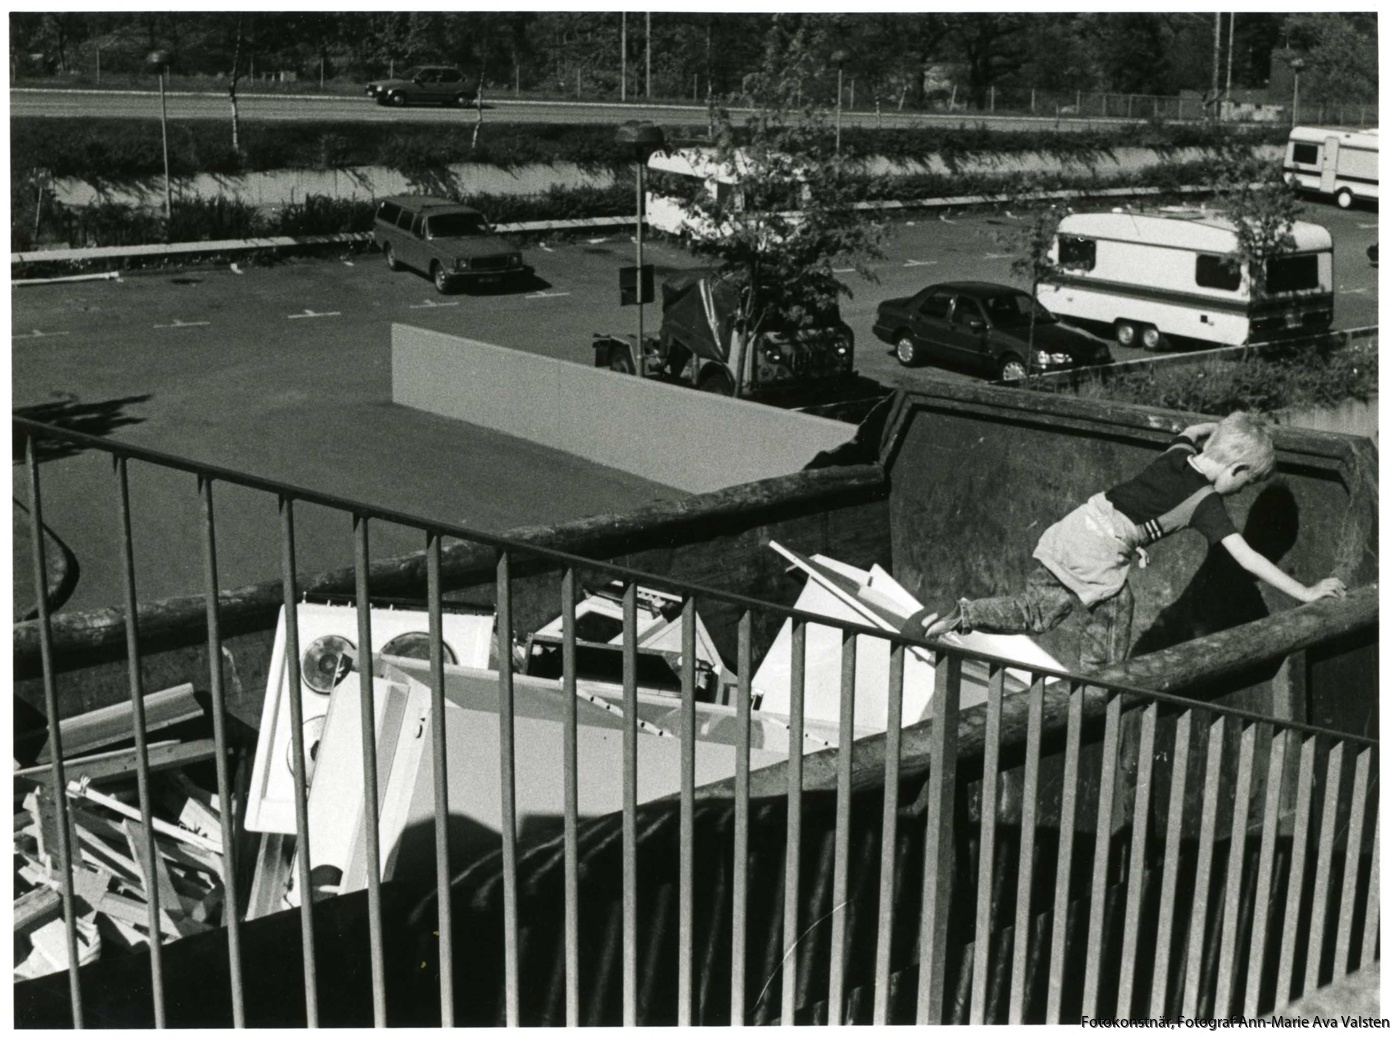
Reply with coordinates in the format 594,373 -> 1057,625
1201,411 -> 1275,480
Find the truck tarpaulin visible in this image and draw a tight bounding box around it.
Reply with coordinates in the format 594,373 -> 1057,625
659,272 -> 736,364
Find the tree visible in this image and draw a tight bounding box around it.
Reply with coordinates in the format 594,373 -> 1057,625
1208,156 -> 1304,281
1282,13 -> 1378,105
681,15 -> 883,396
1001,187 -> 1073,357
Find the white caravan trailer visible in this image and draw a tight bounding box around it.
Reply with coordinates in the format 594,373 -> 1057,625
645,148 -> 804,239
1036,209 -> 1333,350
1283,126 -> 1379,209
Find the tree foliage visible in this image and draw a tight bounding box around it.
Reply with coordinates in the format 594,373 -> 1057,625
1207,155 -> 1304,277
681,16 -> 883,342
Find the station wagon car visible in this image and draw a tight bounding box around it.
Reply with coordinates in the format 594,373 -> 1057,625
365,66 -> 476,107
373,196 -> 533,293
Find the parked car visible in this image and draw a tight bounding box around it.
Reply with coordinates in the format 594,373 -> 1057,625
873,281 -> 1113,381
365,66 -> 476,107
372,196 -> 533,293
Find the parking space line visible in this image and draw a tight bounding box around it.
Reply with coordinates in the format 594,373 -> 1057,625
1356,222 -> 1378,229
12,329 -> 71,339
288,308 -> 341,320
527,291 -> 571,299
409,300 -> 460,309
154,319 -> 211,329
982,252 -> 1015,260
1338,288 -> 1370,295
903,259 -> 938,267
834,267 -> 856,274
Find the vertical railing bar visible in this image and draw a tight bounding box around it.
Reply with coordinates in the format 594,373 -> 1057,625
1045,681 -> 1085,1024
1304,742 -> 1344,996
1116,701 -> 1158,1019
198,475 -> 245,1026
25,435 -> 84,1028
730,611 -> 753,1026
872,637 -> 906,1025
1244,728 -> 1287,1016
621,582 -> 639,1026
676,596 -> 697,1027
114,455 -> 167,1027
561,568 -> 581,1029
1182,716 -> 1225,1020
780,619 -> 807,1027
970,664 -> 1005,1025
1149,708 -> 1194,1020
495,550 -> 521,1027
1081,690 -> 1122,1020
1332,747 -> 1371,983
279,497 -> 319,1026
915,648 -> 961,1025
1213,721 -> 1259,1021
352,516 -> 387,1027
1359,819 -> 1380,967
1275,736 -> 1317,1012
427,535 -> 454,1026
1008,674 -> 1045,1025
826,629 -> 858,1023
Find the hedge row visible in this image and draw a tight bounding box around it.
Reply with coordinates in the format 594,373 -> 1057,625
12,116 -> 1285,188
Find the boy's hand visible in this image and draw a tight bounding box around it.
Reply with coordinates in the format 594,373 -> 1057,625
1303,577 -> 1348,602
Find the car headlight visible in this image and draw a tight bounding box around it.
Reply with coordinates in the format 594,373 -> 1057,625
455,258 -> 469,271
1035,350 -> 1072,365
509,253 -> 521,267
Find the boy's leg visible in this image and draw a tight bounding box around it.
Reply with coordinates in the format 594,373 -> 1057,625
957,565 -> 1077,636
1081,581 -> 1135,671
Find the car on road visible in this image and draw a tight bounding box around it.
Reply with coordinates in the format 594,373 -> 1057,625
873,281 -> 1112,381
365,66 -> 476,107
373,196 -> 533,293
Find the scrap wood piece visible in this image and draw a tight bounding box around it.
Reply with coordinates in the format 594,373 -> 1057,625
96,891 -> 198,941
66,779 -> 223,856
168,769 -> 221,816
36,683 -> 202,764
14,887 -> 62,934
121,819 -> 181,916
160,771 -> 222,841
22,786 -> 79,871
95,913 -> 147,953
244,831 -> 293,922
15,737 -> 216,785
24,915 -> 100,976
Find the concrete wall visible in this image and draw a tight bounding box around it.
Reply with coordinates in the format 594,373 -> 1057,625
390,324 -> 857,495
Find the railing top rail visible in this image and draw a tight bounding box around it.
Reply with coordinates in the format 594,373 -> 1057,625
15,414 -> 1378,748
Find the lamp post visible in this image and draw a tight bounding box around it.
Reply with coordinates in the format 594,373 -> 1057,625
1291,57 -> 1306,127
831,49 -> 849,161
616,121 -> 667,375
146,50 -> 174,233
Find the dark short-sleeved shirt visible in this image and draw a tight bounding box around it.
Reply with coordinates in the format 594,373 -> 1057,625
1104,435 -> 1238,545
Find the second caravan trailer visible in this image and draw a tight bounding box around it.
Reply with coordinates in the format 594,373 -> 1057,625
1036,209 -> 1334,350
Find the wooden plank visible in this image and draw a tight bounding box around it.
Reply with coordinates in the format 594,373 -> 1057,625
1214,723 -> 1259,1021
1183,718 -> 1226,1018
1275,736 -> 1317,1010
15,738 -> 215,784
1150,710 -> 1194,1019
1117,702 -> 1158,1018
14,886 -> 62,933
67,781 -> 223,855
35,683 -> 201,763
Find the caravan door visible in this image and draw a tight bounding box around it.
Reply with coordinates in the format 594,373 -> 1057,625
1320,136 -> 1340,195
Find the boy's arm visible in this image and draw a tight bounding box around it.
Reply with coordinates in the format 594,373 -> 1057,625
1177,421 -> 1218,446
1220,534 -> 1348,602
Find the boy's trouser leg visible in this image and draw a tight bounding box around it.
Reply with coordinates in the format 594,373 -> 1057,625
1081,581 -> 1134,671
959,565 -> 1076,635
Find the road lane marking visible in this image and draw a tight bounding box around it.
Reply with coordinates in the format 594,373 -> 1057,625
410,299 -> 460,309
154,319 -> 211,329
587,237 -> 608,244
1337,288 -> 1370,295
527,291 -> 571,299
12,329 -> 71,339
1356,222 -> 1378,229
288,308 -> 341,319
834,267 -> 856,274
982,252 -> 1015,260
343,260 -> 355,267
903,259 -> 938,267
230,263 -> 244,274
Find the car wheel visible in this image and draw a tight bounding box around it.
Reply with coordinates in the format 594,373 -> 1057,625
389,92 -> 406,107
1114,320 -> 1138,348
608,345 -> 636,374
454,92 -> 474,108
1140,325 -> 1166,352
698,369 -> 736,396
894,331 -> 919,367
431,262 -> 452,294
1336,188 -> 1354,209
998,355 -> 1028,382
384,244 -> 401,272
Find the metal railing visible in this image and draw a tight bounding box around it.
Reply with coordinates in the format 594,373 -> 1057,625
14,415 -> 1379,1026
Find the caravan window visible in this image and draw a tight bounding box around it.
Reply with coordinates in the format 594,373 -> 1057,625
1291,142 -> 1320,166
1058,235 -> 1096,271
1264,254 -> 1320,294
1196,254 -> 1242,291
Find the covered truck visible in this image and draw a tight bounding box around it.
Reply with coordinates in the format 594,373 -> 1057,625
592,270 -> 857,405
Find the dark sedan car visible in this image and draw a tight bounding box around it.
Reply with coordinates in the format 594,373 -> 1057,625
365,66 -> 476,107
873,281 -> 1113,381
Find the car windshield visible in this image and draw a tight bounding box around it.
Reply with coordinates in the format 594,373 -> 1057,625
426,213 -> 489,237
981,292 -> 1056,327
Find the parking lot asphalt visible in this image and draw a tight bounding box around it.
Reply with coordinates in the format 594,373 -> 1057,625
11,201 -> 1378,615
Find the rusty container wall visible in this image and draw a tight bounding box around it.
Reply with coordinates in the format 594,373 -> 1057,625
879,384 -> 1379,730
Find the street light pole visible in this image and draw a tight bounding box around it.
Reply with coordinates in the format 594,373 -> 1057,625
147,50 -> 174,234
831,50 -> 848,167
1291,57 -> 1306,127
616,122 -> 666,376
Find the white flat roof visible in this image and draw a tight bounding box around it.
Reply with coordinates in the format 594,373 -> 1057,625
1057,211 -> 1332,254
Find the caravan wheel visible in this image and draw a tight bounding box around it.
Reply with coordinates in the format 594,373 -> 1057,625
1336,188 -> 1355,209
1114,320 -> 1139,348
1140,325 -> 1166,352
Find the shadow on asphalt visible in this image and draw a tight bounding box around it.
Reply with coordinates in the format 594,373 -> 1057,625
12,393 -> 150,463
